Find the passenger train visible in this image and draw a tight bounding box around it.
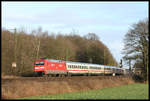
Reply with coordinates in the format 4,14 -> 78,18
34,59 -> 129,77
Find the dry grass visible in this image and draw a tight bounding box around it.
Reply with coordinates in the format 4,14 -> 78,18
2,76 -> 135,99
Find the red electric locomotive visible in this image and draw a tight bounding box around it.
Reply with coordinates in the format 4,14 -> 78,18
34,59 -> 67,76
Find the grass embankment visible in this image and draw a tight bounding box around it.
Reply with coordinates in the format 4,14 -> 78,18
19,83 -> 148,100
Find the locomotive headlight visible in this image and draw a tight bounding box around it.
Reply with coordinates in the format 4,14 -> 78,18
35,67 -> 39,69
40,67 -> 44,68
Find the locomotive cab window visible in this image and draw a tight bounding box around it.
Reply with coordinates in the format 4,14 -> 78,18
40,62 -> 44,65
35,62 -> 44,65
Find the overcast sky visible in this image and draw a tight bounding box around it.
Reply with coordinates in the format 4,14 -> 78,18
2,1 -> 148,66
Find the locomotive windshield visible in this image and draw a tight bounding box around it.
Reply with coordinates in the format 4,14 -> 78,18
35,62 -> 44,65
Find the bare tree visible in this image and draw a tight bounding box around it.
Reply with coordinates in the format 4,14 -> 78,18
122,18 -> 149,80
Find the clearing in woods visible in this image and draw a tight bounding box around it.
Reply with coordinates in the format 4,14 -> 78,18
19,83 -> 148,100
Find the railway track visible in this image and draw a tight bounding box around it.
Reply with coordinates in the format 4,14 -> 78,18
2,75 -> 131,83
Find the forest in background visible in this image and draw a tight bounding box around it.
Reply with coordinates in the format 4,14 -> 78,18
2,28 -> 118,76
